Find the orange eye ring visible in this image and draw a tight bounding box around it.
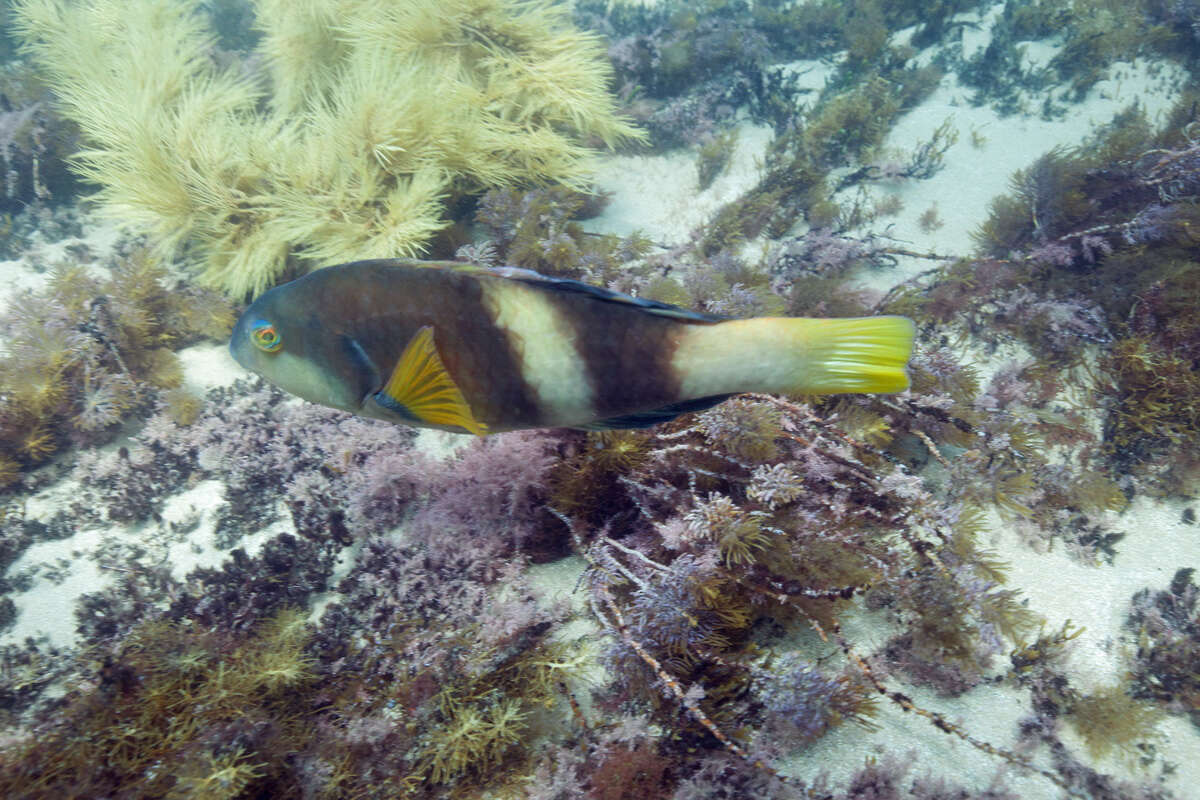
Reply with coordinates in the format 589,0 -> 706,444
251,320 -> 282,353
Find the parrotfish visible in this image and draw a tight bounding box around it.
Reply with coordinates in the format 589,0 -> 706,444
229,259 -> 915,435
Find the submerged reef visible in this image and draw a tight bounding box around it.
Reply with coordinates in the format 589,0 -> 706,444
0,349 -> 1177,797
890,98 -> 1200,493
0,344 -> 1178,796
0,382 -> 1052,798
2,0 -> 1199,798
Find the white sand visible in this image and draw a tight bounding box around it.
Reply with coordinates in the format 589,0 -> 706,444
853,54 -> 1188,292
178,343 -> 244,394
588,118 -> 776,245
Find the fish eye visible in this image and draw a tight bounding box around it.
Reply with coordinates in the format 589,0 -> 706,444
251,320 -> 282,353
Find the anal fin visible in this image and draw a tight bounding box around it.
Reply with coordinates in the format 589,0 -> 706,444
375,326 -> 488,436
575,395 -> 733,430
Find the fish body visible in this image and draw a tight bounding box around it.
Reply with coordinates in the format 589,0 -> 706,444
229,259 -> 915,434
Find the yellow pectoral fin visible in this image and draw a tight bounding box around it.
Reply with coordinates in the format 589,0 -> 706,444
381,326 -> 488,436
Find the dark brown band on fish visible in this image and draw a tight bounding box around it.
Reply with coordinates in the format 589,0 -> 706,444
315,261 -> 544,428
552,289 -> 689,421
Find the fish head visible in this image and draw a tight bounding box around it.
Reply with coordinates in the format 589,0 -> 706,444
230,282 -> 373,413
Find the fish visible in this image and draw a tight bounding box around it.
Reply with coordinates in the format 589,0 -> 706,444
229,259 -> 915,435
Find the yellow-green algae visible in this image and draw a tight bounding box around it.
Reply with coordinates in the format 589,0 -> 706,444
13,0 -> 644,297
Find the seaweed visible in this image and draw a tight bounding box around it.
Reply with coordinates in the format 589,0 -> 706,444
0,249 -> 234,487
0,609 -> 314,798
881,97 -> 1200,490
699,60 -> 941,253
1068,684 -> 1166,763
1126,569 -> 1200,724
958,0 -> 1182,117
14,0 -> 645,297
697,128 -> 739,190
475,186 -> 653,282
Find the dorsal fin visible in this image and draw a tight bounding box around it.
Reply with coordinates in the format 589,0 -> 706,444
375,326 -> 488,436
485,265 -> 729,324
332,258 -> 729,324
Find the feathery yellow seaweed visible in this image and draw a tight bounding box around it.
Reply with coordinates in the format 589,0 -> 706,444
14,0 -> 644,297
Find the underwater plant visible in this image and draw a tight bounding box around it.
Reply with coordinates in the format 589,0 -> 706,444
3,2 -> 1198,798
883,97 -> 1200,491
13,0 -> 644,297
0,248 -> 234,489
0,402 -> 583,798
0,47 -> 83,222
475,185 -> 653,283
0,608 -> 314,797
1126,568 -> 1200,723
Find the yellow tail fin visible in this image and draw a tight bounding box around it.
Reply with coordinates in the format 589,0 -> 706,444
792,315 -> 915,394
673,314 -> 915,399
